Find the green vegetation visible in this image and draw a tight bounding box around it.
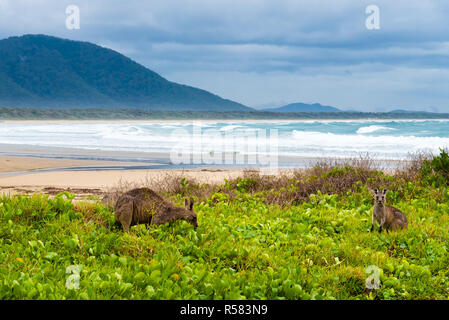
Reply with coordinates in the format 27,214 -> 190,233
420,148 -> 449,187
1,106 -> 449,120
1,152 -> 449,300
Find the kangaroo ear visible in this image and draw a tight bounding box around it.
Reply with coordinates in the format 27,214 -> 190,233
373,189 -> 379,194
382,189 -> 388,195
184,198 -> 189,209
189,198 -> 194,211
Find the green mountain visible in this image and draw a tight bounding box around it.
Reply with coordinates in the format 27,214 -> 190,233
263,103 -> 342,113
0,34 -> 251,111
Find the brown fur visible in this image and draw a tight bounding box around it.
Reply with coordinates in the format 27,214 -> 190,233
114,188 -> 197,232
371,189 -> 408,233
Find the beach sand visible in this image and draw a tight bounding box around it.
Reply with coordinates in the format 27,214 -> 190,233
0,137 -> 403,198
0,154 -> 148,173
0,154 -> 252,198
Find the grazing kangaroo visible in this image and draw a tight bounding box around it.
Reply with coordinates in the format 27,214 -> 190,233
371,189 -> 408,233
115,187 -> 197,232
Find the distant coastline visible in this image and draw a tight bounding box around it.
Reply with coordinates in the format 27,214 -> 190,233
3,118 -> 449,125
1,107 -> 449,121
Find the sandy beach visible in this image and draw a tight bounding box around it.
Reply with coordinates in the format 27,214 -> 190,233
0,153 -> 250,198
0,144 -> 403,198
0,154 -> 148,173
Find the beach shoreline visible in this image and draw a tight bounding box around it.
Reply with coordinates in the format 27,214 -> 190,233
0,153 -> 255,198
0,142 -> 410,167
0,150 -> 406,199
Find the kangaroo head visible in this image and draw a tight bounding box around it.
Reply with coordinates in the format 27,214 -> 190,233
373,188 -> 387,205
184,198 -> 198,228
115,195 -> 134,216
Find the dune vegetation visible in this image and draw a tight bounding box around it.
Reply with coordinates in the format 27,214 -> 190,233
1,150 -> 448,300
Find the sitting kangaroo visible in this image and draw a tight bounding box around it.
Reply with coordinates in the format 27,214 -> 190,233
114,187 -> 197,232
371,188 -> 408,233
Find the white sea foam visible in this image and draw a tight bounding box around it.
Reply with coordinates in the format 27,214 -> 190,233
219,125 -> 246,131
1,121 -> 448,160
356,125 -> 395,134
291,130 -> 449,158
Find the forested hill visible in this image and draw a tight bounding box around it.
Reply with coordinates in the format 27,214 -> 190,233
0,34 -> 251,111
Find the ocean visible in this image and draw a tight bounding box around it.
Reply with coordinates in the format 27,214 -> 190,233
1,120 -> 448,166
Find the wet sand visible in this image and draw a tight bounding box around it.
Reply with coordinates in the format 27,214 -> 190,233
0,154 -> 252,197
0,154 -> 149,173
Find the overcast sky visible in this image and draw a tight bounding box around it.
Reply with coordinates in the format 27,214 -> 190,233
1,0 -> 449,111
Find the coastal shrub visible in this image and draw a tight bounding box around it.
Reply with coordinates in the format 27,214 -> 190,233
218,162 -> 404,206
104,155 -> 431,208
420,149 -> 449,187
0,193 -> 73,227
104,151 -> 449,212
